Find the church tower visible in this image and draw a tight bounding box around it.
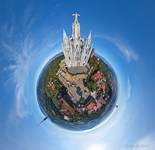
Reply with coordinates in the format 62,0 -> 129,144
61,13 -> 94,68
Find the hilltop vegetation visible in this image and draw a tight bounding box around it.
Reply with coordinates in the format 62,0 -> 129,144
37,54 -> 114,122
87,56 -> 111,96
85,77 -> 97,92
37,55 -> 66,116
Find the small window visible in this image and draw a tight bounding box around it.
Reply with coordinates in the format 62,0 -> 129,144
69,56 -> 70,60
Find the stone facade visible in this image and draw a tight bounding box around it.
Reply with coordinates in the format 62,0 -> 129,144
90,48 -> 95,58
58,13 -> 95,105
61,13 -> 93,68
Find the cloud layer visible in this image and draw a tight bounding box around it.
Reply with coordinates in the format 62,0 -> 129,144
1,8 -> 61,119
94,35 -> 138,62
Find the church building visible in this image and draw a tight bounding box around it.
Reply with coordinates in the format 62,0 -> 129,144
61,12 -> 93,68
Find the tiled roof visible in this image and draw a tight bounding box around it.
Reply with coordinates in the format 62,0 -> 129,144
93,99 -> 105,111
52,83 -> 55,90
92,71 -> 101,78
60,96 -> 75,114
87,102 -> 96,110
92,71 -> 102,82
102,83 -> 105,93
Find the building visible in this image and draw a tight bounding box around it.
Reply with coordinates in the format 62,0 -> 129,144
64,116 -> 70,121
47,81 -> 55,90
57,93 -> 62,99
61,12 -> 93,68
102,83 -> 105,93
87,102 -> 96,110
59,60 -> 66,69
93,99 -> 106,111
90,48 -> 95,57
97,79 -> 101,85
92,71 -> 102,82
59,95 -> 75,115
75,96 -> 96,113
84,97 -> 96,111
56,71 -> 59,75
96,57 -> 100,61
102,76 -> 106,82
51,82 -> 55,90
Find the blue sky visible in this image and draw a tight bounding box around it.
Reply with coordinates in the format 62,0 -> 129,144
0,0 -> 155,150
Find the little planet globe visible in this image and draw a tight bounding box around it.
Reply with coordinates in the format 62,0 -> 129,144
37,13 -> 118,131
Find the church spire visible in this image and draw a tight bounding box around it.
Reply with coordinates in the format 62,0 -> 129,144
62,13 -> 93,68
71,12 -> 81,48
85,31 -> 91,47
87,31 -> 91,40
63,29 -> 67,38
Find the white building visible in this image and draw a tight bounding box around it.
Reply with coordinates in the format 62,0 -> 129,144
61,13 -> 93,68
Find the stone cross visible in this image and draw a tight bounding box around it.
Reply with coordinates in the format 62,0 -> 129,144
72,12 -> 80,21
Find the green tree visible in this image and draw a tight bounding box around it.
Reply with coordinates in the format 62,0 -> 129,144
54,88 -> 59,96
88,57 -> 93,64
46,86 -> 53,98
92,62 -> 97,72
79,97 -> 85,103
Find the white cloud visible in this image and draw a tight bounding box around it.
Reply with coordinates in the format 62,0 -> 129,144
2,17 -> 60,119
116,77 -> 131,120
85,143 -> 106,150
2,36 -> 33,118
0,15 -> 15,38
1,2 -> 62,120
113,39 -> 138,62
133,131 -> 155,150
23,4 -> 34,25
126,77 -> 131,99
94,35 -> 138,62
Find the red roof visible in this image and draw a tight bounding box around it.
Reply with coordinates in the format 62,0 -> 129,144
102,83 -> 105,93
95,74 -> 102,82
102,100 -> 106,104
93,105 -> 97,110
92,71 -> 101,78
92,71 -> 102,82
87,102 -> 96,110
52,82 -> 55,90
93,99 -> 105,111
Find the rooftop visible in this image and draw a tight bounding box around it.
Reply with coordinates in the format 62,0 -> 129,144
59,95 -> 75,114
93,99 -> 105,111
67,63 -> 91,75
87,102 -> 96,110
92,71 -> 102,82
